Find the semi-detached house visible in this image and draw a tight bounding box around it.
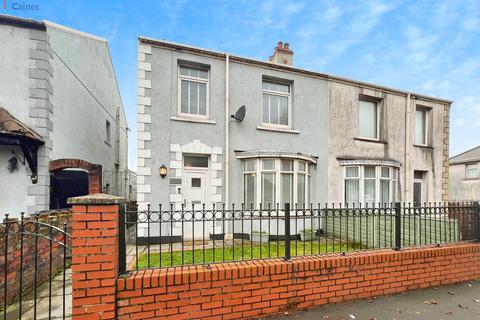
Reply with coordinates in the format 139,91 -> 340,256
136,38 -> 451,223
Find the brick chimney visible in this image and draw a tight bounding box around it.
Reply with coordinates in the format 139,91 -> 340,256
268,41 -> 293,66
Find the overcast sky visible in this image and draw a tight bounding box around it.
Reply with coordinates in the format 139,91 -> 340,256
8,0 -> 480,169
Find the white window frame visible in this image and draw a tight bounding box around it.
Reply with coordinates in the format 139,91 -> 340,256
243,158 -> 311,207
261,80 -> 292,129
415,108 -> 428,146
466,163 -> 478,179
357,99 -> 380,141
177,64 -> 210,119
343,165 -> 398,205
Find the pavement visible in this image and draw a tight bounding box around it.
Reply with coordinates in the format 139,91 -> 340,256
6,268 -> 72,320
267,280 -> 480,320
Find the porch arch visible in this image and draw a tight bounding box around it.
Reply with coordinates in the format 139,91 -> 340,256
49,158 -> 102,194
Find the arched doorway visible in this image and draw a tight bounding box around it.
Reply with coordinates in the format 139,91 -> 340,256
49,159 -> 102,209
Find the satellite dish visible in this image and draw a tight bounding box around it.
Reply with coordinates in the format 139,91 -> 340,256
231,105 -> 246,121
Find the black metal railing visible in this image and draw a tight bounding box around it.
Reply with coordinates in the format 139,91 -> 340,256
119,202 -> 479,272
0,212 -> 72,320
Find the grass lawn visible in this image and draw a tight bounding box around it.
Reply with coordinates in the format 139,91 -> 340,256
135,240 -> 363,269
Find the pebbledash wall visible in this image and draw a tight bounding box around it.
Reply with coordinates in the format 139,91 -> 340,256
69,195 -> 480,320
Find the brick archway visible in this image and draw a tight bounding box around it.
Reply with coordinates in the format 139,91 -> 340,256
49,159 -> 102,194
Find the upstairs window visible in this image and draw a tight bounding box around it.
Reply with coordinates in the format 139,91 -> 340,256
178,65 -> 209,117
415,108 -> 428,145
466,163 -> 478,179
358,100 -> 378,139
262,80 -> 290,127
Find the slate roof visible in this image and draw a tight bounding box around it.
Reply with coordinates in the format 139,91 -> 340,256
0,107 -> 43,142
450,146 -> 480,164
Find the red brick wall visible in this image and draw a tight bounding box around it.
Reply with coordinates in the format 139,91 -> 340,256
71,204 -> 119,320
115,244 -> 480,320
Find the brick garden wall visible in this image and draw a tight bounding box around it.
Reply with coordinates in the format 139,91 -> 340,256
0,210 -> 71,305
116,244 -> 480,320
69,197 -> 480,320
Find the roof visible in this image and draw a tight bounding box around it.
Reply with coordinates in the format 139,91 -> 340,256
235,150 -> 317,164
0,14 -> 45,30
450,146 -> 480,164
0,107 -> 43,142
139,36 -> 453,105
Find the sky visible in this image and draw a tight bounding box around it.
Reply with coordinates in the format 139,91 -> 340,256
6,0 -> 480,169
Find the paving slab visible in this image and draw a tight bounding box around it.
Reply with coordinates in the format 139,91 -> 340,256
267,280 -> 480,320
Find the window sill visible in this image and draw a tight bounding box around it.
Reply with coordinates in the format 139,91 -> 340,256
413,144 -> 433,150
354,137 -> 387,144
171,116 -> 216,125
257,126 -> 300,134
463,178 -> 480,181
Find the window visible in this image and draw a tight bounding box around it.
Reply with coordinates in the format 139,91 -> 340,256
344,165 -> 398,205
184,155 -> 208,168
415,108 -> 428,145
243,158 -> 311,207
191,178 -> 202,188
466,163 -> 478,179
413,170 -> 425,204
105,120 -> 111,145
358,100 -> 378,139
262,80 -> 290,127
178,65 -> 209,117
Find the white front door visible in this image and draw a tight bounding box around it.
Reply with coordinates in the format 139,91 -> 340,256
184,170 -> 208,208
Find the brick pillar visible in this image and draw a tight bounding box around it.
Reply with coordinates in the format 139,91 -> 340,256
68,194 -> 127,320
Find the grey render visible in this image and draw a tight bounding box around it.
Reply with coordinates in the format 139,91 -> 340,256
136,37 -> 451,217
0,15 -> 128,215
449,146 -> 480,201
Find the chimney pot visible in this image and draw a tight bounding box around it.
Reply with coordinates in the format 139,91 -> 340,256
284,43 -> 289,50
277,41 -> 283,48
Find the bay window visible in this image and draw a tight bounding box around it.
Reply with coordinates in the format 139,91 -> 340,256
243,158 -> 311,207
344,165 -> 398,205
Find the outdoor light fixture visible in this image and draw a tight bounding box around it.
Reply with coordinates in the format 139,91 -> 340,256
159,164 -> 167,178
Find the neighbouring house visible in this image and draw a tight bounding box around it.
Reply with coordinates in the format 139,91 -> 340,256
0,15 -> 129,216
135,38 -> 451,239
449,146 -> 480,201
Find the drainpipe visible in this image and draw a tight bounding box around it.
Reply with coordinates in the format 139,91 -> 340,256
404,93 -> 411,202
225,54 -> 230,233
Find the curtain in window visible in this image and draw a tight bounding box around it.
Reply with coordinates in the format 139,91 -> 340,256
415,110 -> 426,145
380,180 -> 390,204
263,94 -> 289,126
358,101 -> 377,139
297,174 -> 306,206
262,173 -> 275,207
244,174 -> 256,206
345,180 -> 359,204
180,80 -> 207,115
281,174 -> 293,206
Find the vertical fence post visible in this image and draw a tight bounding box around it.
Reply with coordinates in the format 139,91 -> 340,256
68,194 -> 127,320
474,202 -> 480,242
118,203 -> 127,275
394,202 -> 402,250
284,203 -> 291,260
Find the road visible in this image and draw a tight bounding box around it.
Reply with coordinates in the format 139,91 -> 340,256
267,280 -> 480,320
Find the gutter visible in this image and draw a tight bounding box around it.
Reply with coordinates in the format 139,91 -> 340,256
0,14 -> 45,30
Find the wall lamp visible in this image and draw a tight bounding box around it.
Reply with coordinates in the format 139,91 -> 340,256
159,164 -> 168,178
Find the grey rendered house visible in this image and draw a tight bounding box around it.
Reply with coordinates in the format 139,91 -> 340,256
0,15 -> 129,216
449,146 -> 480,201
136,37 -> 451,223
